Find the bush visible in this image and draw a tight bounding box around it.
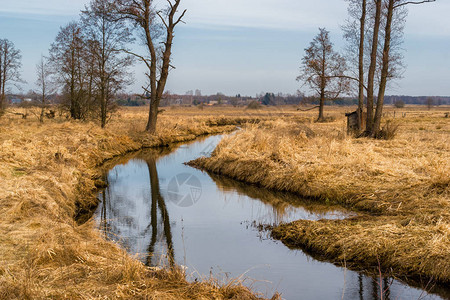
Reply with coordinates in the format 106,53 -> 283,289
246,101 -> 261,110
374,120 -> 399,140
394,100 -> 405,108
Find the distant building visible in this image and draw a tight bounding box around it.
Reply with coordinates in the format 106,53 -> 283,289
11,98 -> 22,104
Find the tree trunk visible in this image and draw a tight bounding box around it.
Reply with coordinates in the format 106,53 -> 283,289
318,45 -> 326,122
146,98 -> 159,133
0,43 -> 5,116
365,0 -> 382,134
357,0 -> 366,131
40,93 -> 45,123
0,52 -> 3,116
1,76 -> 6,116
101,96 -> 106,128
143,5 -> 158,134
373,0 -> 394,136
318,88 -> 325,121
142,0 -> 184,134
0,59 -> 5,116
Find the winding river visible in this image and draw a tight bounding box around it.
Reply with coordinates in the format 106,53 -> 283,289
95,134 -> 448,300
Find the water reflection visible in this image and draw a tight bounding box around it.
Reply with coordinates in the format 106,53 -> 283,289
95,135 -> 447,300
146,158 -> 174,267
98,153 -> 175,268
208,172 -> 353,225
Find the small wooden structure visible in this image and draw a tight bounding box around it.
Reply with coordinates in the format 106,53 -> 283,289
345,111 -> 366,134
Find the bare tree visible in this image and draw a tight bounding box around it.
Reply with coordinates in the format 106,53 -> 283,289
372,0 -> 435,136
426,97 -> 433,110
343,0 -> 431,136
82,0 -> 134,128
115,0 -> 186,133
343,0 -> 367,131
365,0 -> 383,134
49,22 -> 89,120
35,55 -> 55,123
297,28 -> 349,121
0,39 -> 22,116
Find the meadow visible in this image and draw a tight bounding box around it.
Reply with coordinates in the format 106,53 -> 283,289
0,107 -> 269,299
188,105 -> 450,285
0,104 -> 448,298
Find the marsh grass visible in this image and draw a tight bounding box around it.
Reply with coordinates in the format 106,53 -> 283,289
0,107 -> 274,299
188,106 -> 450,284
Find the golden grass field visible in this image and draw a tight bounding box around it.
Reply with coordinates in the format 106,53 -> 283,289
0,106 -> 275,299
0,104 -> 448,298
188,105 -> 450,285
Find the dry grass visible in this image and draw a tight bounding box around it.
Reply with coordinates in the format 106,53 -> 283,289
0,106 -> 276,299
188,105 -> 450,284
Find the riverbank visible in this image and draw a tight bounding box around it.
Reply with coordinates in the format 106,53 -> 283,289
0,108 -> 270,299
188,111 -> 450,285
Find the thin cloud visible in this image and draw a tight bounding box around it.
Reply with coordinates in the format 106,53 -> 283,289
182,0 -> 347,31
0,0 -> 87,17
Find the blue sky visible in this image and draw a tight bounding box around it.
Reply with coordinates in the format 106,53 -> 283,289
0,0 -> 448,97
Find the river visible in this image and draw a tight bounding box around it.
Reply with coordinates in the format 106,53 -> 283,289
95,134 -> 448,300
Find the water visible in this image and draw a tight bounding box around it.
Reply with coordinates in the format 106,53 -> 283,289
95,135 -> 448,300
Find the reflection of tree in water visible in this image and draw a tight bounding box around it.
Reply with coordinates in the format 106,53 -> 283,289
98,154 -> 175,269
146,158 -> 174,268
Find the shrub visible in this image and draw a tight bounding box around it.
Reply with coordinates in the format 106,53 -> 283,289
394,100 -> 405,108
246,101 -> 261,110
374,120 -> 399,140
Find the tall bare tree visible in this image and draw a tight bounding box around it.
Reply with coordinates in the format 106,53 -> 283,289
35,55 -> 55,123
343,0 -> 367,131
297,28 -> 349,121
115,0 -> 186,133
0,39 -> 22,116
365,0 -> 383,134
372,0 -> 435,136
82,0 -> 134,128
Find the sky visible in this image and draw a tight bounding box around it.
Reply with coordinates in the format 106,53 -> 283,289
0,0 -> 449,97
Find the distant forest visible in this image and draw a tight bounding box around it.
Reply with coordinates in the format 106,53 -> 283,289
6,92 -> 450,107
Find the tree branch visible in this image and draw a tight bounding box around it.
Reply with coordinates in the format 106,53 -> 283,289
174,9 -> 187,26
156,11 -> 169,29
115,48 -> 151,70
394,0 -> 435,8
324,75 -> 368,92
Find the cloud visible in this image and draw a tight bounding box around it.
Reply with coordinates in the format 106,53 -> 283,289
182,0 -> 347,31
0,0 -> 88,17
2,0 -> 447,37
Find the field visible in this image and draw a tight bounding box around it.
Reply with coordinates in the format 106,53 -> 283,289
0,104 -> 449,298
